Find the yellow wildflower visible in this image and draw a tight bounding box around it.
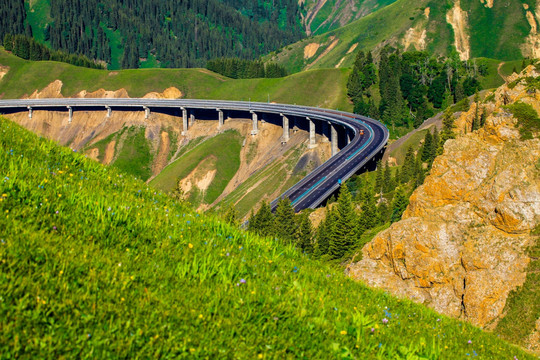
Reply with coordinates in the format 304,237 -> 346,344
340,330 -> 347,335
188,243 -> 193,249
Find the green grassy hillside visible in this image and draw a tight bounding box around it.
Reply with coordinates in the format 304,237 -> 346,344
271,0 -> 536,74
0,116 -> 535,358
0,48 -> 352,111
150,130 -> 243,207
302,0 -> 397,36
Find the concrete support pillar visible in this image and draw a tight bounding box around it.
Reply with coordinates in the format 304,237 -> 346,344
189,113 -> 195,126
143,106 -> 150,119
291,117 -> 298,133
181,107 -> 188,134
217,109 -> 224,127
27,106 -> 32,119
281,113 -> 289,143
308,117 -> 317,148
251,111 -> 258,135
67,106 -> 73,123
331,124 -> 338,156
105,106 -> 112,118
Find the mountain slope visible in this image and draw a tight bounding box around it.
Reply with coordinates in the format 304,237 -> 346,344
0,116 -> 535,358
272,0 -> 540,73
301,0 -> 397,36
5,0 -> 304,69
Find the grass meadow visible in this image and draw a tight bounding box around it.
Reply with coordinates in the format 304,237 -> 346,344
0,116 -> 535,358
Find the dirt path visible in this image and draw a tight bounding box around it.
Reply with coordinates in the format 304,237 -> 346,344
382,112 -> 443,162
497,62 -> 507,82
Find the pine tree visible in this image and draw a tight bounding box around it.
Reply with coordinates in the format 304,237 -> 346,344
3,33 -> 13,52
479,108 -> 486,127
316,205 -> 334,256
415,165 -> 426,189
383,161 -> 393,193
328,186 -> 358,259
431,127 -> 440,162
375,160 -> 383,195
471,92 -> 480,131
390,186 -> 409,223
413,102 -> 426,128
401,146 -> 415,183
454,81 -> 466,103
249,201 -> 275,237
440,108 -> 456,152
274,197 -> 297,243
360,184 -> 378,230
295,212 -> 313,253
441,90 -> 453,109
394,167 -> 401,185
421,130 -> 433,162
222,202 -> 239,226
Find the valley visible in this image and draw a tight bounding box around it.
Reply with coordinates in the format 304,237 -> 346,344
1,0 -> 539,357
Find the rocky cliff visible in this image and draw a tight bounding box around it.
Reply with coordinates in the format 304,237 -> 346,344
348,66 -> 540,351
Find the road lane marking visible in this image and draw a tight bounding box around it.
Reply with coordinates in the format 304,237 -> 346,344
292,176 -> 327,205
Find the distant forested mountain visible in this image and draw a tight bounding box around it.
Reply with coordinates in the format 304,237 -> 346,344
1,0 -> 304,69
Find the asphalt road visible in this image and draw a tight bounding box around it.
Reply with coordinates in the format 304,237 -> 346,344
0,99 -> 389,211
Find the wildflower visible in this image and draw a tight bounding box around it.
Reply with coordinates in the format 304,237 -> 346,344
53,226 -> 57,230
1,194 -> 6,197
198,314 -> 203,319
467,340 -> 472,345
340,330 -> 347,335
258,354 -> 263,359
292,266 -> 298,273
121,297 -> 125,302
370,328 -> 375,333
240,279 -> 246,284
382,318 -> 389,325
188,243 -> 193,249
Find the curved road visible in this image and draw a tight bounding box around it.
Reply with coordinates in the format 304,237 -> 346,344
0,99 -> 389,212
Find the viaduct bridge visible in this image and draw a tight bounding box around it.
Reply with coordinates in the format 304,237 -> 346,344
0,99 -> 389,212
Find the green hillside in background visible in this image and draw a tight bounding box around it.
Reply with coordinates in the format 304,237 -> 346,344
271,0 -> 536,73
302,0 -> 397,36
0,116 -> 535,358
0,48 -> 352,110
13,0 -> 305,69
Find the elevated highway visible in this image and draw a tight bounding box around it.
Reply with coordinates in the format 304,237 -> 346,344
0,99 -> 389,212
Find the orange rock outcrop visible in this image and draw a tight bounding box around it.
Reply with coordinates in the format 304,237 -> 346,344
348,67 -> 540,345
